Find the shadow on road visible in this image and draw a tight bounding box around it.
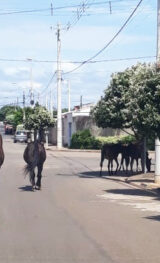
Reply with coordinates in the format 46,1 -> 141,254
145,215 -> 160,222
19,185 -> 33,192
79,171 -> 101,178
79,170 -> 142,178
104,188 -> 158,198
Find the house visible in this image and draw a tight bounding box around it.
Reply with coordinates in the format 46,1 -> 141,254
62,103 -> 93,147
48,103 -> 128,147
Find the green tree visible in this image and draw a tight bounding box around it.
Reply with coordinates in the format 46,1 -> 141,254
0,105 -> 17,121
24,105 -> 54,139
13,109 -> 23,126
92,63 -> 160,140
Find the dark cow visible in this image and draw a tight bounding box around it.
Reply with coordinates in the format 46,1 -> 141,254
0,134 -> 4,168
23,140 -> 46,190
100,143 -> 122,176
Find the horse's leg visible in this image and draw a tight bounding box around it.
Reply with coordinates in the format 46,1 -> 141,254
100,148 -> 105,176
110,160 -> 114,175
108,159 -> 111,175
119,155 -> 123,171
36,164 -> 43,190
136,158 -> 139,172
130,158 -> 134,174
115,158 -> 119,174
30,170 -> 35,190
125,156 -> 130,175
100,158 -> 104,176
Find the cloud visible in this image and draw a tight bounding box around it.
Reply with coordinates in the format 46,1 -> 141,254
3,66 -> 29,76
17,81 -> 43,91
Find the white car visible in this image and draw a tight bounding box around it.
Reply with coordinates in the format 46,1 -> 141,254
14,131 -> 28,143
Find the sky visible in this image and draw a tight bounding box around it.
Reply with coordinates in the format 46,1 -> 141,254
0,0 -> 157,109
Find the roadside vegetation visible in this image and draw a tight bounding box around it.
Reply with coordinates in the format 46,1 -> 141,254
92,62 -> 160,148
70,129 -> 136,149
0,104 -> 54,138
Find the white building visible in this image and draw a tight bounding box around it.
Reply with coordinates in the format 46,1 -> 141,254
48,103 -> 128,147
62,103 -> 94,147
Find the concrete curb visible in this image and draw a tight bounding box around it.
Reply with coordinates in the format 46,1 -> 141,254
124,179 -> 160,196
46,147 -> 100,153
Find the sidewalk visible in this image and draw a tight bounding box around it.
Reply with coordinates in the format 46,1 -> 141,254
46,145 -> 100,152
106,172 -> 160,196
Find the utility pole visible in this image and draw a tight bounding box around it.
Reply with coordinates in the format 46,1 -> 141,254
23,92 -> 26,121
56,23 -> 62,148
50,87 -> 53,117
17,97 -> 19,107
155,0 -> 160,183
45,95 -> 48,110
37,93 -> 40,105
68,80 -> 71,112
80,95 -> 83,108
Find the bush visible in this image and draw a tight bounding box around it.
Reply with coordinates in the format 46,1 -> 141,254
96,135 -> 136,145
70,131 -> 136,150
70,129 -> 101,149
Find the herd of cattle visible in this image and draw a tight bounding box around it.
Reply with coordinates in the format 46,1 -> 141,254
100,142 -> 152,176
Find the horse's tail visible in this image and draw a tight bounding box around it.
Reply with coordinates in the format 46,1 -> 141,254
24,140 -> 39,177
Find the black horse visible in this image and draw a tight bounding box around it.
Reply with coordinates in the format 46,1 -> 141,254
23,140 -> 46,190
100,143 -> 122,176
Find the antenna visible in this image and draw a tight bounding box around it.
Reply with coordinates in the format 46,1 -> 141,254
51,2 -> 53,16
109,1 -> 112,14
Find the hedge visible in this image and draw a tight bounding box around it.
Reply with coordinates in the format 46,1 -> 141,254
96,135 -> 136,145
70,129 -> 101,149
70,130 -> 136,149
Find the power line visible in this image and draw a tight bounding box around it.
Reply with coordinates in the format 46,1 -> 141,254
0,0 -> 138,16
0,55 -> 155,64
41,71 -> 57,95
63,0 -> 144,75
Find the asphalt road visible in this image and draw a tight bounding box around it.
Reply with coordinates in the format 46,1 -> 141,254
0,136 -> 160,263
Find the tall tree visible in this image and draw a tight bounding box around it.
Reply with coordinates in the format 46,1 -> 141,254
92,63 -> 160,140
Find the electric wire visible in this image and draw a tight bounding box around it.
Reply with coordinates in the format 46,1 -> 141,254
41,71 -> 57,95
63,0 -> 144,75
0,55 -> 155,64
0,1 -> 137,16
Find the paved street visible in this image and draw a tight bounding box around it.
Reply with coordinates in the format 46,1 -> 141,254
0,136 -> 160,263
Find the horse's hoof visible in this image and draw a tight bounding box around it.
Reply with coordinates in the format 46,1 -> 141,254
35,185 -> 41,190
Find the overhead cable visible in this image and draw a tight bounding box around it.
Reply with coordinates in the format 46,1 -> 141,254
0,55 -> 155,64
0,0 -> 137,16
41,71 -> 57,95
63,0 -> 144,75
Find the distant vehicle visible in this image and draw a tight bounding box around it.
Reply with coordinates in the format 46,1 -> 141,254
13,130 -> 28,143
5,124 -> 13,135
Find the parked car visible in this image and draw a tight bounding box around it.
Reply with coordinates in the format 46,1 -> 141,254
13,130 -> 28,143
